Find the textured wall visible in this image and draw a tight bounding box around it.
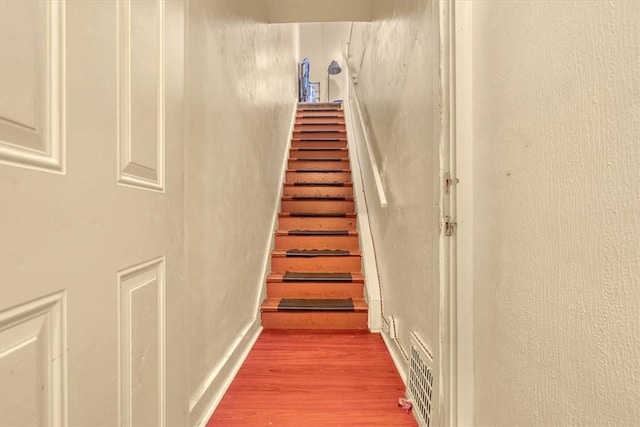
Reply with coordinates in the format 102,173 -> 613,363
353,0 -> 440,366
473,1 -> 640,425
186,0 -> 296,417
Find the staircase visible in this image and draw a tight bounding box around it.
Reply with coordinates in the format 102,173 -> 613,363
260,103 -> 369,329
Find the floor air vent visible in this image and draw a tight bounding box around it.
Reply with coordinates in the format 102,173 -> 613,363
408,332 -> 434,427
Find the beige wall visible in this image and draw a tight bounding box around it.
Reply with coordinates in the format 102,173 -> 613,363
186,1 -> 297,424
349,0 -> 441,378
299,23 -> 350,102
472,1 -> 640,425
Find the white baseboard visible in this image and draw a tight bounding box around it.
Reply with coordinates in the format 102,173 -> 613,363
190,320 -> 263,427
380,329 -> 408,385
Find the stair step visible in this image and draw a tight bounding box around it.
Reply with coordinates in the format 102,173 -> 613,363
295,118 -> 345,125
260,297 -> 368,330
283,249 -> 354,257
277,229 -> 356,235
261,297 -> 367,312
282,196 -> 353,201
278,216 -> 357,230
279,298 -> 354,311
285,212 -> 354,217
281,199 -> 355,214
283,185 -> 353,198
289,148 -> 348,159
268,272 -> 364,282
266,281 -> 364,299
270,252 -> 361,273
287,181 -> 351,187
288,159 -> 349,170
296,113 -> 345,120
274,231 -> 359,251
291,140 -> 347,149
286,171 -> 351,183
293,131 -> 346,139
294,124 -> 345,132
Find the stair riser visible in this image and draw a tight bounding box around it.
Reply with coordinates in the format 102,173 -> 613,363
288,160 -> 350,169
294,124 -> 345,132
281,200 -> 354,213
275,235 -> 360,250
266,283 -> 364,299
297,110 -> 344,116
291,141 -> 347,149
289,149 -> 348,159
278,217 -> 357,230
271,256 -> 362,273
285,171 -> 351,183
293,131 -> 346,139
282,186 -> 353,198
296,118 -> 345,125
261,312 -> 368,330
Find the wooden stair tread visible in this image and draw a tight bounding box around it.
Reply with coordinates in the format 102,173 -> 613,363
282,196 -> 353,201
287,169 -> 351,173
282,212 -> 355,218
267,272 -> 364,283
289,157 -> 347,162
292,137 -> 346,141
272,272 -> 363,282
291,148 -> 347,151
285,182 -> 352,187
273,249 -> 359,257
261,298 -> 367,312
275,229 -> 357,236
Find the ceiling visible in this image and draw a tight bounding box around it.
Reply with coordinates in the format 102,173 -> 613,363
264,0 -> 374,23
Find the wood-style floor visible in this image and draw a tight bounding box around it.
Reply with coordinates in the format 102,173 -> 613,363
207,330 -> 417,426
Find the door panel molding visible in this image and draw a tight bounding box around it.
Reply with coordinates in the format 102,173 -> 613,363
117,256 -> 166,427
0,291 -> 67,426
0,0 -> 66,174
117,0 -> 165,192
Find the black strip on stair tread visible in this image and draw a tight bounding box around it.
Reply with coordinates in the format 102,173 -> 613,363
278,298 -> 354,312
292,182 -> 346,187
294,169 -> 349,173
289,212 -> 347,217
291,196 -> 347,201
292,158 -> 344,162
288,230 -> 350,236
283,272 -> 353,282
286,249 -> 351,257
294,138 -> 344,141
294,148 -> 345,151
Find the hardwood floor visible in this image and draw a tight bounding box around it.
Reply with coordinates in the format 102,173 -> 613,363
207,330 -> 417,426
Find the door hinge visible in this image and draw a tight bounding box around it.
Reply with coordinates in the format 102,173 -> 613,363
444,215 -> 457,237
444,172 -> 458,195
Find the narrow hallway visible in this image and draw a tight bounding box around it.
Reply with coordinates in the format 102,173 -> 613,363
208,331 -> 415,426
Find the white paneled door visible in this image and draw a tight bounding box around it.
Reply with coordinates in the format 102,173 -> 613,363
0,1 -> 187,426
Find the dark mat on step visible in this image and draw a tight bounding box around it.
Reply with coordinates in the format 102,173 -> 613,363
291,196 -> 346,200
289,212 -> 347,217
288,230 -> 349,236
295,148 -> 344,151
292,182 -> 346,186
294,169 -> 348,173
294,158 -> 344,161
286,250 -> 351,257
283,272 -> 353,282
278,298 -> 354,311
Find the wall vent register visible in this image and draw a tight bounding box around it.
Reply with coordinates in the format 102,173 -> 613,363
407,332 -> 434,427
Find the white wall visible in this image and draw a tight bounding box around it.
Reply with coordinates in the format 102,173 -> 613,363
185,1 -> 297,425
472,1 -> 640,425
348,0 -> 440,384
299,23 -> 350,102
